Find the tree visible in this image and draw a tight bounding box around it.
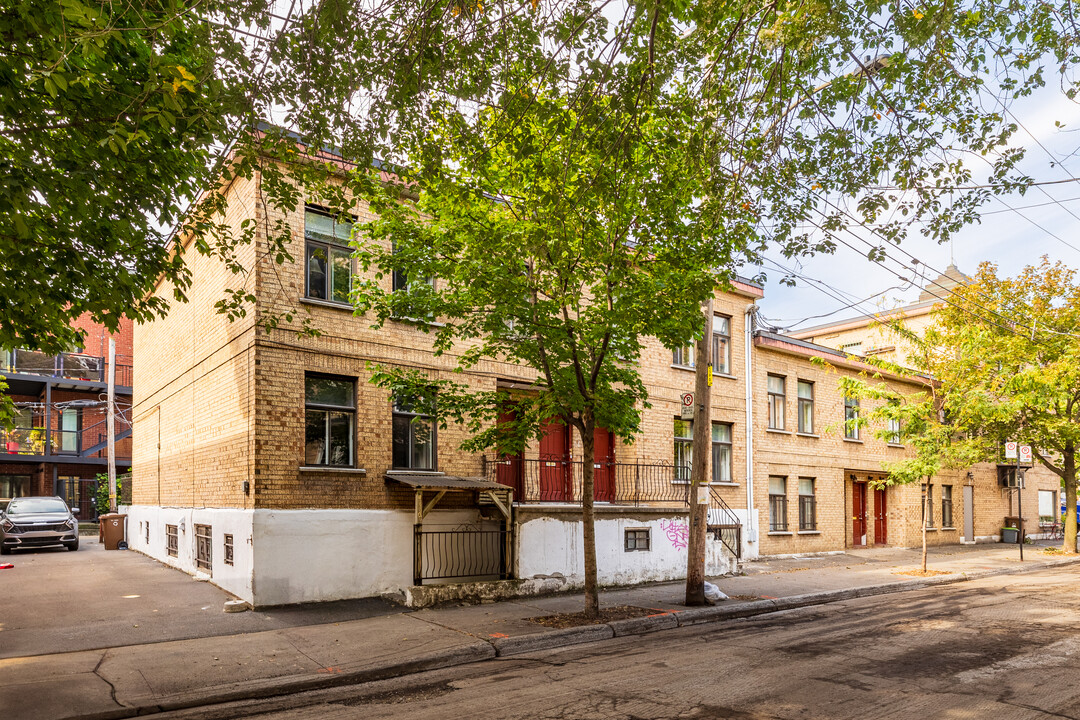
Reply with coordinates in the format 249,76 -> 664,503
923,259 -> 1080,553
348,14 -> 730,616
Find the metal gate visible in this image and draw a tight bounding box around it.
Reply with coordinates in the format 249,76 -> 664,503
413,526 -> 510,585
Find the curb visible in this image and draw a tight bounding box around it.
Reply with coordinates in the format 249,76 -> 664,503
61,555 -> 1080,720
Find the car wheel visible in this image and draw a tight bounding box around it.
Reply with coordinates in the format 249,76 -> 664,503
66,539 -> 79,552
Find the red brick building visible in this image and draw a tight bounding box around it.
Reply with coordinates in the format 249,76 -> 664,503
1,313 -> 132,518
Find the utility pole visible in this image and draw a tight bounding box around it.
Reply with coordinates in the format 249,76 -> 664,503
685,297 -> 713,606
1017,448 -> 1024,562
107,338 -> 117,514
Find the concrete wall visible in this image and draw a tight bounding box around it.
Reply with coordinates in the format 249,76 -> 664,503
517,507 -> 738,586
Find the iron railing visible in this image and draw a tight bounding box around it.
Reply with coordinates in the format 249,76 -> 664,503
482,456 -> 691,506
2,349 -> 133,386
708,486 -> 743,559
414,525 -> 511,585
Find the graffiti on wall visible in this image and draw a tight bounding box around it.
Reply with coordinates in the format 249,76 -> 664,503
660,519 -> 689,550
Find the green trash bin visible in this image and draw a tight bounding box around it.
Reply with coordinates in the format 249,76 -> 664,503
1001,527 -> 1019,544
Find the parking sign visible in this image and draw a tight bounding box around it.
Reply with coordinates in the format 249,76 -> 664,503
1005,441 -> 1017,459
1019,445 -> 1032,463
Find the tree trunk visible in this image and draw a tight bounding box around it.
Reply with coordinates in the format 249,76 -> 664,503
685,299 -> 713,606
922,478 -> 929,573
1064,446 -> 1077,554
580,414 -> 600,618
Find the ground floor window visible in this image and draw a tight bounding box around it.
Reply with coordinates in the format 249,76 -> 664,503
392,395 -> 436,470
922,484 -> 934,528
1039,490 -> 1058,525
798,477 -> 816,531
224,534 -> 234,566
941,485 -> 954,528
769,476 -> 788,532
625,528 -> 651,551
0,474 -> 30,499
712,423 -> 732,484
304,374 -> 356,467
674,418 -> 692,483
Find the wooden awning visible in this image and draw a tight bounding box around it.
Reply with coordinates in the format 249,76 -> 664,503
386,473 -> 513,523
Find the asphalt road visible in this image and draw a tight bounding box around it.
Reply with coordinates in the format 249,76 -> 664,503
177,568 -> 1080,720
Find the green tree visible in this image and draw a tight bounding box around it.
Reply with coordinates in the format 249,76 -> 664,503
924,259 -> 1080,553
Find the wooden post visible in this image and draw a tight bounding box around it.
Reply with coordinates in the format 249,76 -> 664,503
107,338 -> 117,514
686,298 -> 713,605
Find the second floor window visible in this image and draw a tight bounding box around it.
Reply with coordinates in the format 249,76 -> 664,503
674,418 -> 693,482
844,396 -> 860,440
769,476 -> 788,532
712,423 -> 732,484
304,374 -> 355,467
712,316 -> 731,375
393,396 -> 436,470
305,209 -> 353,304
797,380 -> 814,434
672,345 -> 695,368
887,417 -> 901,444
767,374 -> 785,430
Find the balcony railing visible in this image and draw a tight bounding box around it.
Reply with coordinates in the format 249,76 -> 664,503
482,456 -> 692,505
1,426 -> 132,460
2,349 -> 132,386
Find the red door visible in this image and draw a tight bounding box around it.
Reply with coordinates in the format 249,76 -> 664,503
874,487 -> 888,545
852,482 -> 868,546
539,420 -> 571,502
593,427 -> 615,502
495,409 -> 522,496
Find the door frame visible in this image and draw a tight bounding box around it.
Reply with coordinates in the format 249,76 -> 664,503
851,478 -> 868,547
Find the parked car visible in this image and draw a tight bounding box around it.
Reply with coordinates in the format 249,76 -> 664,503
0,496 -> 79,554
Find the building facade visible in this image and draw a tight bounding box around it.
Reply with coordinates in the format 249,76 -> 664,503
1,314 -> 133,518
126,173 -> 1060,607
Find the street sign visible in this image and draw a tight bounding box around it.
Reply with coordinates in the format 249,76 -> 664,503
1019,445 -> 1032,463
680,392 -> 695,420
1005,441 -> 1017,459
697,485 -> 710,504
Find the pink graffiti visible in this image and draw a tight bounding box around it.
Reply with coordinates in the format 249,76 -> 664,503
660,519 -> 689,550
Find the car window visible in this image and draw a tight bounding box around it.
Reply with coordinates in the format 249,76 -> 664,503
6,498 -> 69,514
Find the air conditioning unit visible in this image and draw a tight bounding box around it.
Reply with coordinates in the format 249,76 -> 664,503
998,466 -> 1020,488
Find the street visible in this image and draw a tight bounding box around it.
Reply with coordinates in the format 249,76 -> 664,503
175,568 -> 1080,720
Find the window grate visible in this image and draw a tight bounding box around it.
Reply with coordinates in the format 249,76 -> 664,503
165,524 -> 178,557
224,534 -> 234,566
195,524 -> 212,573
625,528 -> 651,552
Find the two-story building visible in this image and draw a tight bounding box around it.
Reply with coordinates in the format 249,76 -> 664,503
1,314 -> 133,519
125,168 -> 1059,607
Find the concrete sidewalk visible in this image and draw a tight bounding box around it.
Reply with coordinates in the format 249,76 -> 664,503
5,543 -> 1077,720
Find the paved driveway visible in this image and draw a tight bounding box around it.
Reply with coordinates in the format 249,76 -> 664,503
0,538 -> 402,659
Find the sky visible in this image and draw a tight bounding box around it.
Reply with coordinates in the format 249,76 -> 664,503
753,84 -> 1080,331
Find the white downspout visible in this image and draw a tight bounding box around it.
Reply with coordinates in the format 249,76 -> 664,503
744,304 -> 757,548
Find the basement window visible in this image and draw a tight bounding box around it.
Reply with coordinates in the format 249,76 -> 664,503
195,524 -> 213,573
625,528 -> 651,552
224,534 -> 234,566
165,524 -> 178,557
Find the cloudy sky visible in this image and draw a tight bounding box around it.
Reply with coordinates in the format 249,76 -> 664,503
753,84 -> 1080,331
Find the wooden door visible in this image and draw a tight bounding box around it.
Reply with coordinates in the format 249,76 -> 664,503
874,487 -> 887,545
593,427 -> 615,502
852,482 -> 868,546
539,420 -> 571,502
494,409 -> 522,496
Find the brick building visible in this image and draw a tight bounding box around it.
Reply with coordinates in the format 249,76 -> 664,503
1,314 -> 133,518
126,171 -> 1059,607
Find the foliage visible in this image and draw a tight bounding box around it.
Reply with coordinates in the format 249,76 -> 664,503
924,258 -> 1080,551
94,471 -> 121,515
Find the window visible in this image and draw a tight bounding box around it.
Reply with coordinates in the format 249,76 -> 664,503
767,374 -> 785,430
797,380 -> 814,434
887,418 -> 901,445
921,484 -> 934,528
844,396 -> 860,440
941,485 -> 953,528
224,534 -> 234,566
165,524 -> 178,557
391,245 -> 434,295
195,524 -> 212,573
0,474 -> 29,499
393,395 -> 436,470
712,316 -> 731,375
798,477 -> 816,531
625,528 -> 651,552
768,476 -> 788,532
57,408 -> 79,453
712,423 -> 733,484
673,419 -> 693,482
1039,490 -> 1057,525
839,341 -> 863,355
672,345 -> 695,368
304,375 -> 356,467
304,209 -> 353,303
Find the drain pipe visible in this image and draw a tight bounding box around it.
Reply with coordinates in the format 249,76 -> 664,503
744,304 -> 757,547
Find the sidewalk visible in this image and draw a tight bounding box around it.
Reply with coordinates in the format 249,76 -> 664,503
5,542 -> 1077,720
